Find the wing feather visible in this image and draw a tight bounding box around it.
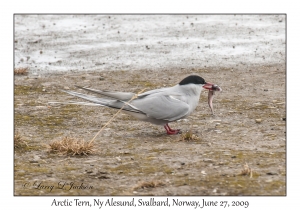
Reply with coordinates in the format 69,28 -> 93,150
132,94 -> 189,121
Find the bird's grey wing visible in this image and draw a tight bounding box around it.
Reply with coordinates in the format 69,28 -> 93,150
132,94 -> 189,121
75,86 -> 135,101
137,87 -> 170,99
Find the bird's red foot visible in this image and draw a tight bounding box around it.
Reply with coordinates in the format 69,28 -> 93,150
164,124 -> 181,135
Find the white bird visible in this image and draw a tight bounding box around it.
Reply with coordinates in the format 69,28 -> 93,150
59,75 -> 222,135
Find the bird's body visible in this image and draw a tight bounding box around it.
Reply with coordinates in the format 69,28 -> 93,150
59,75 -> 222,135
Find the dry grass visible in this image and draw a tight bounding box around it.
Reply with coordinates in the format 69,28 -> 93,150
49,136 -> 95,156
239,162 -> 253,178
14,133 -> 28,149
14,67 -> 28,75
133,180 -> 165,190
179,130 -> 200,141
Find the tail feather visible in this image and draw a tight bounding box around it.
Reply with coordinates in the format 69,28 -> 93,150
61,90 -> 143,114
48,101 -> 104,106
75,86 -> 135,100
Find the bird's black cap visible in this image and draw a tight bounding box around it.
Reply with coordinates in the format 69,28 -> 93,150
179,75 -> 206,85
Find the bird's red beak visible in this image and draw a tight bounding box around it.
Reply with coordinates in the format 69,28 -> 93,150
203,82 -> 222,91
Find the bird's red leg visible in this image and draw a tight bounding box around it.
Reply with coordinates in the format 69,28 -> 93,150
164,124 -> 180,135
167,124 -> 180,133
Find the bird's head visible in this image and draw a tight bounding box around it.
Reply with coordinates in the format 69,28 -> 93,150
179,75 -> 222,92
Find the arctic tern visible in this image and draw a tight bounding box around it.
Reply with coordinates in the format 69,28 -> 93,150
59,75 -> 222,135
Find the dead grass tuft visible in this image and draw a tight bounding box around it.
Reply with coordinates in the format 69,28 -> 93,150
14,133 -> 29,149
14,67 -> 28,75
49,136 -> 95,156
239,162 -> 253,178
179,130 -> 200,141
133,180 -> 165,190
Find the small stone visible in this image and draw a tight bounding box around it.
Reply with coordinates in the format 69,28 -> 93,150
98,175 -> 110,179
214,130 -> 222,133
231,155 -> 237,158
98,171 -> 108,175
266,172 -> 278,175
201,171 -> 206,175
181,162 -> 185,165
255,119 -> 262,123
86,170 -> 93,173
30,160 -> 39,163
203,158 -> 214,163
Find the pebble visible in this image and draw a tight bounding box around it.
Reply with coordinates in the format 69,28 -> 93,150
210,120 -> 222,123
98,175 -> 110,179
266,172 -> 278,175
203,158 -> 214,163
98,171 -> 108,175
255,119 -> 262,123
214,130 -> 222,134
201,171 -> 207,175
